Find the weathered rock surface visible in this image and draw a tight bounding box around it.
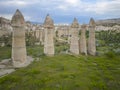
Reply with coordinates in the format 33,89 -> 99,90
43,14 -> 54,56
70,18 -> 79,55
96,18 -> 120,26
80,24 -> 87,55
0,17 -> 12,37
88,18 -> 96,56
11,9 -> 27,67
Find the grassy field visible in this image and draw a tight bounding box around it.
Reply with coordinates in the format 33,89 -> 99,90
0,46 -> 120,90
0,47 -> 11,61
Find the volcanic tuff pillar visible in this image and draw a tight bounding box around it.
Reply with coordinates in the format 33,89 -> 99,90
11,9 -> 27,67
70,18 -> 79,55
43,14 -> 54,56
80,24 -> 87,55
88,18 -> 96,55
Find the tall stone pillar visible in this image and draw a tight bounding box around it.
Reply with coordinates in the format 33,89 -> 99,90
70,18 -> 79,55
43,14 -> 54,56
88,18 -> 96,55
11,9 -> 27,67
80,24 -> 87,55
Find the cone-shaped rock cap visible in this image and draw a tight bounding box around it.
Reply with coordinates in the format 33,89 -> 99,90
43,14 -> 54,28
89,18 -> 96,27
11,9 -> 25,27
71,18 -> 79,28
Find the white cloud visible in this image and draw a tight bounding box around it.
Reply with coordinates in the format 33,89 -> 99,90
0,0 -> 39,7
1,0 -> 119,15
0,0 -> 27,6
57,0 -> 81,10
85,0 -> 120,15
0,0 -> 120,22
0,13 -> 32,22
57,5 -> 68,10
24,16 -> 32,21
0,14 -> 12,20
65,0 -> 81,6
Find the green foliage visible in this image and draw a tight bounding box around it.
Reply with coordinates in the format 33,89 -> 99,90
97,30 -> 120,47
79,30 -> 89,38
55,42 -> 69,54
105,51 -> 116,58
86,30 -> 89,38
27,45 -> 44,58
96,30 -> 120,55
0,34 -> 12,47
25,32 -> 36,46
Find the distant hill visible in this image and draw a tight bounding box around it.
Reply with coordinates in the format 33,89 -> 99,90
96,18 -> 120,26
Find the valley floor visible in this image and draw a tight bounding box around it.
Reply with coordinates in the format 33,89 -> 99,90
0,46 -> 120,90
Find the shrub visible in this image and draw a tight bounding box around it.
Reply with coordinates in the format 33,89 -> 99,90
105,51 -> 115,58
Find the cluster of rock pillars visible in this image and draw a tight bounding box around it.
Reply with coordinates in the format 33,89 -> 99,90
11,9 -> 96,68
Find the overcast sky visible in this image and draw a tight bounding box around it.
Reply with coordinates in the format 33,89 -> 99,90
0,0 -> 120,24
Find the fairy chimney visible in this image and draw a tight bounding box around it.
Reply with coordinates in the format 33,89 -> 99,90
11,9 -> 27,67
70,18 -> 79,55
80,24 -> 87,55
88,18 -> 96,55
43,14 -> 54,56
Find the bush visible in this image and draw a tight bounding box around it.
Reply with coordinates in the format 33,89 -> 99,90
0,34 -> 12,47
105,51 -> 115,58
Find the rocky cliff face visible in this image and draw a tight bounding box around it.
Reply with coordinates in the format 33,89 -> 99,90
0,17 -> 12,37
0,16 -> 120,36
0,17 -> 11,25
95,18 -> 120,31
96,18 -> 120,26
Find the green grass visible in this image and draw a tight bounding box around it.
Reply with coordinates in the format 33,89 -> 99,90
0,45 -> 43,61
27,45 -> 44,58
0,47 -> 11,61
0,46 -> 120,90
0,53 -> 120,90
55,44 -> 69,54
